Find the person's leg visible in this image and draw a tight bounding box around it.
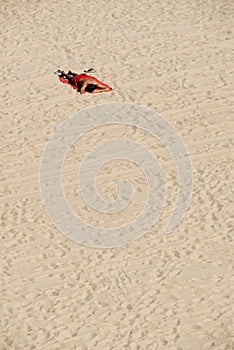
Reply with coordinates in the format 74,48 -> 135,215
84,84 -> 97,93
79,79 -> 95,94
90,86 -> 112,93
86,80 -> 112,93
80,78 -> 112,94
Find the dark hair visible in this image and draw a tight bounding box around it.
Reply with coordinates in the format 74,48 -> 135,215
85,84 -> 97,93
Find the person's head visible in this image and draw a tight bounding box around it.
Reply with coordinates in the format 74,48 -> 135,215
85,84 -> 96,93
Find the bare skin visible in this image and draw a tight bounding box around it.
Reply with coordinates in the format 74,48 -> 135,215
60,70 -> 112,94
79,78 -> 111,94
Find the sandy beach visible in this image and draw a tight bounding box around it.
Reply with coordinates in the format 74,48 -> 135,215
1,0 -> 233,349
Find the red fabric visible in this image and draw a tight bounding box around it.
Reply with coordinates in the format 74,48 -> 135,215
59,76 -> 70,85
59,76 -> 78,90
59,74 -> 112,91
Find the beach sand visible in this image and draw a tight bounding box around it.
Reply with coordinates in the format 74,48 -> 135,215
1,0 -> 233,349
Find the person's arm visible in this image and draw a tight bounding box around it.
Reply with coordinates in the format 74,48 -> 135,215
90,86 -> 112,93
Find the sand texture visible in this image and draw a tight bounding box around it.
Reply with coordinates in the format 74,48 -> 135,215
1,0 -> 233,349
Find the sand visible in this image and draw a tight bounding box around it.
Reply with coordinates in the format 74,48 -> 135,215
1,0 -> 233,349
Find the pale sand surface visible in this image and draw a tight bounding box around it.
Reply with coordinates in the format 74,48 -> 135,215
1,0 -> 233,349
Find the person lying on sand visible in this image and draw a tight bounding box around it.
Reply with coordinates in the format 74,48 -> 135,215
55,69 -> 112,94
